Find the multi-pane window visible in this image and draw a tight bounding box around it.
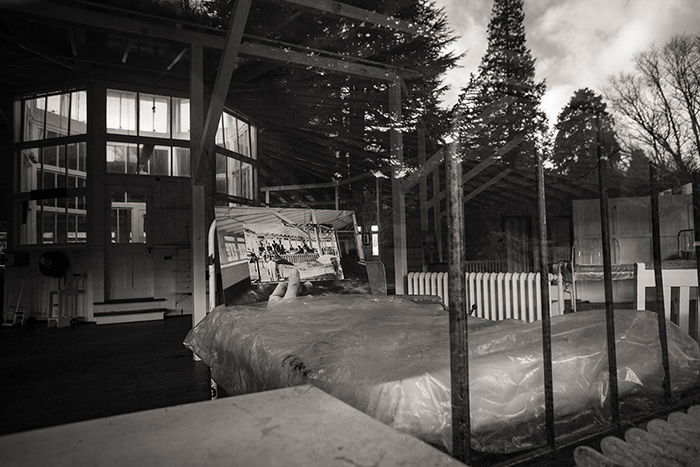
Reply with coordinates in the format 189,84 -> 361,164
216,111 -> 256,159
216,153 -> 254,200
23,91 -> 87,141
110,192 -> 147,243
215,110 -> 257,201
106,142 -> 190,177
106,89 -> 189,140
18,90 -> 88,245
106,90 -> 191,177
223,235 -> 247,262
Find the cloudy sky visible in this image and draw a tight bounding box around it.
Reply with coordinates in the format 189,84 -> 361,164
434,0 -> 700,125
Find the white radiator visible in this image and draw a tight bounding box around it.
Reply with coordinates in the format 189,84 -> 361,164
406,271 -> 565,322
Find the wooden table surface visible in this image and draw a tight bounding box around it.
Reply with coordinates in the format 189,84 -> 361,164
0,385 -> 465,467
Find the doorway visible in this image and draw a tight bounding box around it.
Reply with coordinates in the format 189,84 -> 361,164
105,185 -> 154,300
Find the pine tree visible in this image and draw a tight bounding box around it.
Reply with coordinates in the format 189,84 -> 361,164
552,88 -> 620,181
457,0 -> 547,168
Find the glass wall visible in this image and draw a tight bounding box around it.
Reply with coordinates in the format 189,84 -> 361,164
106,89 -> 191,177
17,90 -> 88,245
215,109 -> 257,202
14,87 -> 258,247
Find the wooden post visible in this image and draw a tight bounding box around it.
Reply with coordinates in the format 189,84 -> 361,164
596,114 -> 620,426
190,42 -> 207,333
334,184 -> 339,210
389,81 -> 407,293
650,162 -> 672,399
535,148 -> 556,449
433,162 -> 443,262
446,142 -> 470,464
418,124 -> 428,272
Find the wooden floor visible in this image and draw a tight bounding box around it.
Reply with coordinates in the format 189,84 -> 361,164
0,316 -> 210,435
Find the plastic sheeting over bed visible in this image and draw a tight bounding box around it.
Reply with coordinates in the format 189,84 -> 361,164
184,295 -> 700,453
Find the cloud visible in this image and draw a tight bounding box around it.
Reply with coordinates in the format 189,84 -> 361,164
434,0 -> 700,125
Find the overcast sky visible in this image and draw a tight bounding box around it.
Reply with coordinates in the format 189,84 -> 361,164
434,0 -> 700,125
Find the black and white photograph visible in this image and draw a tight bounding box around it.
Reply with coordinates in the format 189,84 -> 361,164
1,0 -> 700,466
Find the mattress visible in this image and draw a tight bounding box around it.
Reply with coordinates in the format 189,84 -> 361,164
184,295 -> 700,453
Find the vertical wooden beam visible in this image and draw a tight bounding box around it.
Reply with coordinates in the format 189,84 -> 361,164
190,42 -> 207,332
535,148 -> 556,450
433,161 -> 443,262
596,114 -> 620,426
389,81 -> 407,293
418,124 -> 428,272
650,163 -> 672,399
195,0 -> 252,185
446,142 -> 470,464
334,184 -> 339,210
693,171 -> 700,340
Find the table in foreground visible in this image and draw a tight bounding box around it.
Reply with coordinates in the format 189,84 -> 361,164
0,385 -> 464,467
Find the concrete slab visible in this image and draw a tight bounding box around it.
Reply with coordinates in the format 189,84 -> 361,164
0,385 -> 464,467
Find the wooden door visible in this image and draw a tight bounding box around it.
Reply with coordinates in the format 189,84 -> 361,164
105,185 -> 154,300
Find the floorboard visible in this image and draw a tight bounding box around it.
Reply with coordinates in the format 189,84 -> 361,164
0,316 -> 210,435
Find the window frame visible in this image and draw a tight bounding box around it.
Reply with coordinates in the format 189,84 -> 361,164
15,89 -> 89,246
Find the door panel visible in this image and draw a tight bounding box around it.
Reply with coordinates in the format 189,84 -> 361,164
105,185 -> 154,300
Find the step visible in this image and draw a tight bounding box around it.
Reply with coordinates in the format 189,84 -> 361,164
94,308 -> 166,325
93,298 -> 167,314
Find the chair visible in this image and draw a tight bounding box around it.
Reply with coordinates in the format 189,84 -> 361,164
364,261 -> 387,296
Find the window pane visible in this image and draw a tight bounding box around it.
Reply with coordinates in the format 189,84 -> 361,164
77,212 -> 87,242
173,147 -> 190,177
19,200 -> 39,245
106,142 -> 138,174
241,161 -> 253,199
139,93 -> 170,137
215,153 -> 227,194
23,97 -> 45,141
250,124 -> 257,159
67,142 -> 87,173
106,89 -> 137,135
172,97 -> 190,140
111,192 -> 147,243
139,144 -> 170,175
227,157 -> 241,197
42,145 -> 67,188
215,116 -> 224,146
46,93 -> 70,137
67,198 -> 87,244
237,119 -> 250,157
223,113 -> 237,151
70,91 -> 87,135
20,148 -> 40,192
41,200 -> 65,244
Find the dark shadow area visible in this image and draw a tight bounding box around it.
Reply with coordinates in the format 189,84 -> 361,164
0,316 -> 210,435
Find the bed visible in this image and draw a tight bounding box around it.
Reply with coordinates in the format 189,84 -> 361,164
184,294 -> 700,454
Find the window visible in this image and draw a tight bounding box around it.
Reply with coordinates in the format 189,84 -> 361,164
107,89 -> 189,140
106,90 -> 137,135
223,235 -> 247,262
107,142 -> 189,177
17,140 -> 88,245
214,109 -> 257,202
110,192 -> 147,243
216,153 -> 254,200
22,91 -> 87,141
139,93 -> 170,138
106,90 -> 191,178
215,110 -> 257,160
